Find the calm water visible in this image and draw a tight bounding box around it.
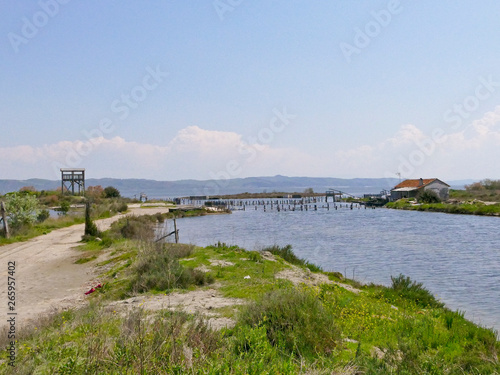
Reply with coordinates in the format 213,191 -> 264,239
165,206 -> 500,331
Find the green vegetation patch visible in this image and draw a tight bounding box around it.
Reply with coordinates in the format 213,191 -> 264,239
264,244 -> 323,272
386,200 -> 500,216
180,243 -> 289,300
383,273 -> 444,309
2,209 -> 498,373
0,216 -> 85,246
131,242 -> 214,293
74,255 -> 97,264
239,285 -> 341,357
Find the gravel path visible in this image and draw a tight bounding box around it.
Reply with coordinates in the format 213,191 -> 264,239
0,206 -> 170,330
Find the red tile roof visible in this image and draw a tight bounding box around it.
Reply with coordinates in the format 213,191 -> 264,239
393,178 -> 437,189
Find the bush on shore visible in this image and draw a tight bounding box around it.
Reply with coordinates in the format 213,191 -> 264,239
238,286 -> 341,357
263,244 -> 322,272
131,242 -> 213,293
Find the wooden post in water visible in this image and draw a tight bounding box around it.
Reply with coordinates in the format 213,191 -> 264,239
1,201 -> 10,239
174,218 -> 179,243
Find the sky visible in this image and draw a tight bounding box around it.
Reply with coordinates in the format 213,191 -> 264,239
1,0 -> 500,182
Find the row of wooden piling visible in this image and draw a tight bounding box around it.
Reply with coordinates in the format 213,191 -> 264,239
179,196 -> 377,212
231,202 -> 375,212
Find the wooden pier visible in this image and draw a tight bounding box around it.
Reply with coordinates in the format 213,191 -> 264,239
175,189 -> 377,213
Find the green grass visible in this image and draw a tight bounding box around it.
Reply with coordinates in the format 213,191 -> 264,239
74,255 -> 97,264
0,215 -> 85,246
180,243 -> 289,300
386,200 -> 500,216
239,286 -> 341,357
131,242 -> 214,293
383,273 -> 444,309
1,215 -> 499,374
450,188 -> 500,202
264,244 -> 323,272
4,275 -> 498,374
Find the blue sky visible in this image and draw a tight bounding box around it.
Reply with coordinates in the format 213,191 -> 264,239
2,0 -> 500,181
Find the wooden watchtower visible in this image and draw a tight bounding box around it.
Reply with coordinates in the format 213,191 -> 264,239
60,168 -> 85,195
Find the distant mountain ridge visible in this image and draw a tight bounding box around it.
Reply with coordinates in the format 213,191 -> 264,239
0,176 -> 470,198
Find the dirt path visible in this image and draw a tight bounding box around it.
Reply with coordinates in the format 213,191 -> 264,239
0,206 -> 170,330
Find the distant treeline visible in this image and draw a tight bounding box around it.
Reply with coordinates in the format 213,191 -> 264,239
466,179 -> 500,191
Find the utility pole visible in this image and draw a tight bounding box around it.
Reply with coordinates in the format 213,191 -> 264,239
174,218 -> 179,244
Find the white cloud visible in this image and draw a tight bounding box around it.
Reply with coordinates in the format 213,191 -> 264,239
328,106 -> 500,180
3,108 -> 500,181
0,126 -> 313,180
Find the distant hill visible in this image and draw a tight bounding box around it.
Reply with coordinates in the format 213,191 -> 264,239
0,175 -> 469,198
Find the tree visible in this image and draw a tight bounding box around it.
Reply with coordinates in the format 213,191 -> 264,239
481,179 -> 500,190
465,182 -> 485,191
86,185 -> 104,199
304,187 -> 314,194
19,186 -> 36,193
84,201 -> 99,237
37,209 -> 50,223
4,193 -> 39,228
59,201 -> 70,215
465,179 -> 500,191
103,186 -> 121,198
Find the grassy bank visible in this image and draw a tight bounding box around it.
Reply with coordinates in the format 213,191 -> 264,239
0,215 -> 86,246
0,196 -> 209,247
1,216 -> 499,374
386,199 -> 500,216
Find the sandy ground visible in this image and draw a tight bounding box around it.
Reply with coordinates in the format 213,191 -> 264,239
0,206 -> 170,331
107,288 -> 245,330
275,265 -> 362,294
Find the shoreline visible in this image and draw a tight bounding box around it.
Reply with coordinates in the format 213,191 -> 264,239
385,201 -> 500,217
0,211 -> 498,372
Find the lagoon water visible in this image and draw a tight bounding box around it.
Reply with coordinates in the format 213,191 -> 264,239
166,206 -> 500,331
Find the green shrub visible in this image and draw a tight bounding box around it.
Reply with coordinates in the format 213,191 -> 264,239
248,251 -> 262,262
4,192 -> 39,228
104,186 -> 121,198
417,189 -> 441,203
84,202 -> 99,237
117,202 -> 128,213
264,244 -> 322,272
239,286 -> 341,356
389,274 -> 444,308
120,217 -> 154,240
131,243 -> 212,293
59,201 -> 70,215
37,209 -> 50,223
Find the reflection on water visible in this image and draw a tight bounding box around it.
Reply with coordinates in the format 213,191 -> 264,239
163,206 -> 500,331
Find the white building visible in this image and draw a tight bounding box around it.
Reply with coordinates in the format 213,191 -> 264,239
391,178 -> 450,201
